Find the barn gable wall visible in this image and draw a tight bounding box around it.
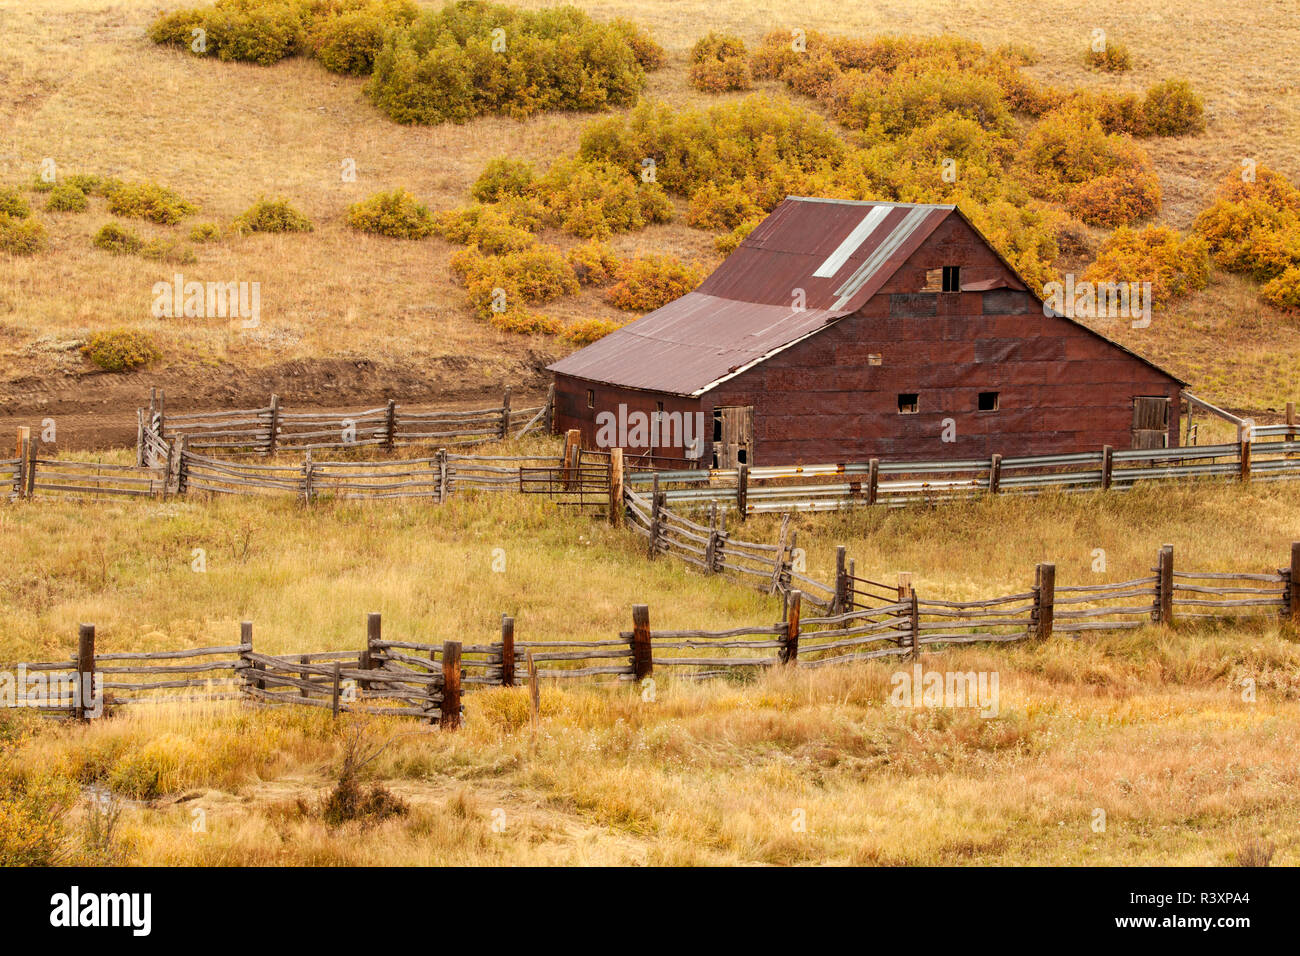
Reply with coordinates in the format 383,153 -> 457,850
552,374 -> 703,466
702,215 -> 1181,464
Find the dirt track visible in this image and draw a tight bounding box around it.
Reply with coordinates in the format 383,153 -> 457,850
0,356 -> 554,452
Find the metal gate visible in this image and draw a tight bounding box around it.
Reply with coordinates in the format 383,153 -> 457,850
519,448 -> 611,511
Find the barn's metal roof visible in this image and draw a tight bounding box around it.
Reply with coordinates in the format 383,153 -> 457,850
550,198 -> 954,396
548,197 -> 1183,395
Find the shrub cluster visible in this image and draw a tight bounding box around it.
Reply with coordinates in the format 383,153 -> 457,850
93,222 -> 144,255
1082,226 -> 1210,306
566,241 -> 620,286
232,198 -> 313,233
1083,40 -> 1131,72
81,329 -> 163,372
0,187 -> 32,219
107,181 -> 198,225
689,32 -> 751,93
45,183 -> 89,212
1194,166 -> 1300,311
604,255 -> 701,312
346,188 -> 435,238
560,317 -> 622,344
149,1 -> 663,124
190,222 -> 223,242
0,214 -> 46,256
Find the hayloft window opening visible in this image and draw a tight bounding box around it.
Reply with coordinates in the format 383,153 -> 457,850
898,393 -> 919,414
978,391 -> 1000,412
586,389 -> 594,409
942,266 -> 961,292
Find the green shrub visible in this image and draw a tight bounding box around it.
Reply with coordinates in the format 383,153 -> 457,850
189,221 -> 223,242
346,188 -> 434,238
0,215 -> 46,255
93,222 -> 144,255
45,183 -> 89,212
1082,225 -> 1209,305
107,181 -> 198,224
566,241 -> 620,285
1142,78 -> 1205,136
605,255 -> 701,311
689,32 -> 751,93
561,317 -> 622,344
232,197 -> 313,233
471,159 -> 536,204
81,329 -> 163,372
1083,40 -> 1131,72
207,1 -> 304,66
365,2 -> 649,125
142,238 -> 198,264
147,7 -> 210,51
308,0 -> 420,75
0,186 -> 31,219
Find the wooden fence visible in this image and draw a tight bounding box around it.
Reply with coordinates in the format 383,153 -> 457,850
626,434 -> 1300,516
142,386 -> 553,457
4,617 -> 460,728
5,544 -> 1294,726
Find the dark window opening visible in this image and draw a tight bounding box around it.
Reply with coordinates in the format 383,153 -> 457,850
712,409 -> 723,442
978,391 -> 999,412
656,400 -> 664,413
898,393 -> 919,414
586,389 -> 594,409
942,265 -> 961,292
737,448 -> 747,464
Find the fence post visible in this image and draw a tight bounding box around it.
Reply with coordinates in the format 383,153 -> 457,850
705,501 -> 719,572
736,463 -> 749,521
989,453 -> 1002,494
440,641 -> 462,730
15,426 -> 29,499
1156,544 -> 1175,626
331,663 -> 341,719
136,410 -> 145,467
648,474 -> 661,559
631,605 -> 653,680
1287,402 -> 1296,445
544,383 -> 555,435
384,399 -> 397,451
908,592 -> 920,661
241,621 -> 262,691
1239,426 -> 1252,483
782,591 -> 801,665
362,612 -> 381,691
526,652 -> 540,729
561,429 -> 579,490
1101,445 -> 1114,491
1289,542 -> 1299,625
299,655 -> 310,698
437,448 -> 449,503
833,546 -> 848,613
500,615 -> 515,687
499,387 -> 511,441
76,623 -> 95,721
25,432 -> 36,498
1034,563 -> 1055,640
173,434 -> 188,496
608,447 -> 624,527
302,450 -> 314,503
867,458 -> 879,505
897,572 -> 913,602
267,393 -> 280,456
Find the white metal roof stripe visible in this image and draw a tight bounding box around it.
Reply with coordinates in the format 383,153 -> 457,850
830,206 -> 932,309
811,206 -> 891,278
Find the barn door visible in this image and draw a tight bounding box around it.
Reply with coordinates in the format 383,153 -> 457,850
1131,396 -> 1170,449
713,406 -> 754,468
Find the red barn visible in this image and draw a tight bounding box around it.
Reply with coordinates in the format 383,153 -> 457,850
549,198 -> 1185,468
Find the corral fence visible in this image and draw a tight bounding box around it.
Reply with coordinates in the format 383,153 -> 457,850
4,616 -> 459,728
140,386 -> 553,458
518,431 -> 612,513
626,430 -> 1300,517
9,543 -> 1294,723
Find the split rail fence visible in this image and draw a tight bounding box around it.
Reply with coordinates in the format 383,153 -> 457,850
9,543 -> 1294,723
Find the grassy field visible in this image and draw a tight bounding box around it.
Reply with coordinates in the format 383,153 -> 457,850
0,0 -> 1297,418
2,477 -> 1298,865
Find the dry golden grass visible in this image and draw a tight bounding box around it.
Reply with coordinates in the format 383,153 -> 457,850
0,0 -> 1297,415
2,475 -> 1299,865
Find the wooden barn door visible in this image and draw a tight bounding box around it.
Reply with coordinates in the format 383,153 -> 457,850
1131,396 -> 1170,449
713,406 -> 754,468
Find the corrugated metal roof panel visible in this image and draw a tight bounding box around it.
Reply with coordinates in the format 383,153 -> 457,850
549,197 -> 956,395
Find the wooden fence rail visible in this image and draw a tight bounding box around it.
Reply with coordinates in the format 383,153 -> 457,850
625,436 -> 1300,516
144,386 -> 551,457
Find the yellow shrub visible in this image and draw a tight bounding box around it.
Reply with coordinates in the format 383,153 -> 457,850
347,188 -> 435,239
566,241 -> 621,286
1082,226 -> 1210,305
1066,166 -> 1162,227
107,180 -> 198,225
0,214 -> 46,255
605,255 -> 701,312
561,317 -> 623,345
233,197 -> 313,233
1083,40 -> 1131,72
81,328 -> 163,372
